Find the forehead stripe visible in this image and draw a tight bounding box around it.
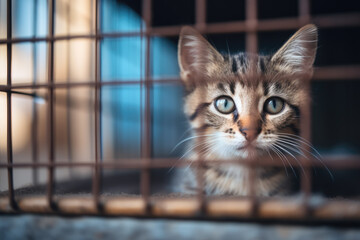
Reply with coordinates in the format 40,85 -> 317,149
263,81 -> 269,96
238,53 -> 247,73
259,57 -> 266,73
229,81 -> 235,95
217,83 -> 225,91
231,56 -> 238,74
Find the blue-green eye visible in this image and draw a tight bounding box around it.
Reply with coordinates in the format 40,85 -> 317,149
264,97 -> 285,114
214,96 -> 235,114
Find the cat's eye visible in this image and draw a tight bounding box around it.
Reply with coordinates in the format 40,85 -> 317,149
214,96 -> 235,114
264,97 -> 285,114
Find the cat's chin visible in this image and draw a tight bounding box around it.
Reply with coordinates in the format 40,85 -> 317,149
234,145 -> 267,159
234,150 -> 250,159
211,140 -> 268,160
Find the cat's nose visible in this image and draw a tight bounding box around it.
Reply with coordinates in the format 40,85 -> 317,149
238,117 -> 261,142
240,128 -> 258,142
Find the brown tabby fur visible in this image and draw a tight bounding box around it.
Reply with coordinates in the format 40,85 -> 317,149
176,25 -> 318,196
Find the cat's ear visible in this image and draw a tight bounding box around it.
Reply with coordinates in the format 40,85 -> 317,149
271,24 -> 318,75
178,26 -> 224,83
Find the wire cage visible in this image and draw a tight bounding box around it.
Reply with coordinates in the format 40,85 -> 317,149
1,0 -> 360,222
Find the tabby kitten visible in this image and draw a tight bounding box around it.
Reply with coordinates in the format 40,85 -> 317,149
176,25 -> 318,196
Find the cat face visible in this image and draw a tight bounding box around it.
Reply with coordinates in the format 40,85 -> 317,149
178,25 -> 317,160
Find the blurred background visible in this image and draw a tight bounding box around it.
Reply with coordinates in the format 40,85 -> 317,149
0,0 -> 360,198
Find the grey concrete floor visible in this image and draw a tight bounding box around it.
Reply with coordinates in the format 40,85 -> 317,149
1,215 -> 360,240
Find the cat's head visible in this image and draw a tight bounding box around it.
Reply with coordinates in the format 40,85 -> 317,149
178,25 -> 317,159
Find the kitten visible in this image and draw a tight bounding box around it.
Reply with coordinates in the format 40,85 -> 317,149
175,25 -> 318,196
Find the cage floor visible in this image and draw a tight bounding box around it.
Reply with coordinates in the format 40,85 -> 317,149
0,169 -> 175,198
2,168 -> 360,198
1,214 -> 360,240
1,169 -> 360,220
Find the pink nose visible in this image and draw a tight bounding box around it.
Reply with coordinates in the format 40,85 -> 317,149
238,117 -> 261,142
239,128 -> 258,142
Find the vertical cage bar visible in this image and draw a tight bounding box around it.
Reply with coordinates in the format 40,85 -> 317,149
298,0 -> 312,215
299,0 -> 311,24
245,0 -> 258,54
32,0 -> 39,186
141,0 -> 152,211
195,153 -> 206,215
6,0 -> 16,210
93,0 -> 102,210
245,0 -> 258,216
196,0 -> 206,31
47,0 -> 56,209
195,0 -> 208,215
65,0 -> 73,179
248,159 -> 258,216
300,79 -> 312,213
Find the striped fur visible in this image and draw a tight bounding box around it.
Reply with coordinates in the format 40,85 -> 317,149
177,25 -> 317,196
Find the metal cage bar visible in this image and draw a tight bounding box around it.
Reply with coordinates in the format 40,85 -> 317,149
46,0 -> 56,210
195,0 -> 208,216
245,0 -> 257,54
0,12 -> 359,44
31,0 -> 39,187
6,0 -> 16,210
1,155 -> 360,169
245,0 -> 258,217
92,0 -> 102,211
298,0 -> 313,216
140,0 -> 153,212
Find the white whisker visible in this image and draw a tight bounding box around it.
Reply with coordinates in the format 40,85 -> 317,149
171,133 -> 218,153
272,144 -> 297,177
277,134 -> 334,180
273,142 -> 305,175
269,145 -> 289,176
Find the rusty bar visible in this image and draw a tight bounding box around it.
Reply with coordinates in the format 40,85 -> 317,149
194,0 -> 208,212
193,129 -> 206,215
2,196 -> 360,219
0,78 -> 182,90
0,67 -> 358,91
312,13 -> 360,28
141,0 -> 152,212
195,0 -> 206,31
245,0 -> 258,216
299,0 -> 313,216
46,0 -> 56,209
92,0 -> 102,210
1,64 -> 360,91
195,159 -> 205,215
248,159 -> 258,217
299,78 -> 312,215
0,32 -> 144,44
0,12 -> 359,44
31,0 -> 39,186
313,65 -> 360,80
65,0 -> 73,180
246,0 -> 257,23
146,13 -> 360,35
143,0 -> 152,27
299,0 -> 311,25
139,1 -> 144,178
6,0 -> 16,210
195,0 -> 208,215
245,0 -> 257,54
1,155 -> 360,169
